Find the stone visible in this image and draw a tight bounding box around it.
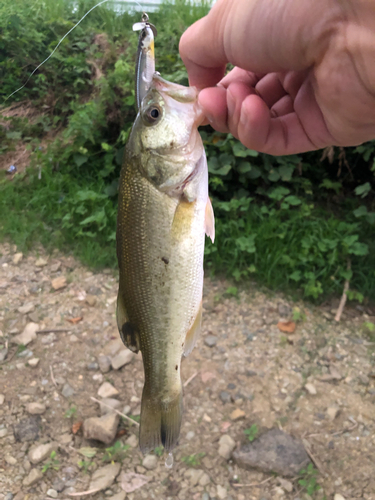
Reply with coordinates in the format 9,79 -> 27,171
98,354 -> 112,373
0,348 -> 8,362
27,358 -> 40,367
233,428 -> 311,477
204,335 -> 218,347
99,398 -> 122,416
218,434 -> 236,460
304,383 -> 317,395
28,442 -> 57,464
88,463 -> 121,492
13,322 -> 39,346
87,362 -> 99,370
4,493 -> 14,500
13,252 -> 23,264
5,455 -> 17,465
98,382 -> 119,398
108,493 -> 126,500
199,472 -> 211,486
35,257 -> 48,267
62,383 -> 75,398
83,413 -> 119,444
14,416 -> 41,442
0,428 -> 8,438
0,394 -> 4,405
217,485 -> 227,499
111,349 -> 134,370
125,434 -> 138,448
18,302 -> 35,314
86,295 -> 97,307
359,374 -> 370,385
279,478 -> 293,493
22,468 -> 43,487
186,430 -> 195,440
26,402 -> 46,415
184,469 -> 204,487
219,391 -> 231,404
142,454 -> 158,470
327,406 -> 340,421
123,405 -> 131,415
334,495 -> 345,500
53,478 -> 66,492
230,408 -> 245,421
51,276 -> 67,290
46,489 -> 58,499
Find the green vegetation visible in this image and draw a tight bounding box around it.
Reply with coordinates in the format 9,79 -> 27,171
181,452 -> 206,467
64,405 -> 77,419
1,0 -> 375,302
42,450 -> 60,473
243,424 -> 259,442
102,440 -> 130,463
298,464 -> 323,497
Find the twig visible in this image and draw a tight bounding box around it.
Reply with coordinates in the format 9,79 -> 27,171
304,418 -> 358,439
37,329 -> 71,334
331,419 -> 358,436
232,476 -> 273,488
90,397 -> 139,427
67,488 -> 101,497
302,439 -> 324,475
183,371 -> 198,388
335,260 -> 351,322
0,346 -> 17,365
50,364 -> 58,388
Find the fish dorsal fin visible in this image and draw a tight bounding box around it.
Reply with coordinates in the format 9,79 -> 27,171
116,292 -> 140,353
205,197 -> 215,243
183,300 -> 202,357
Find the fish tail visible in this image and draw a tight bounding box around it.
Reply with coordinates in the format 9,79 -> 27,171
139,382 -> 183,454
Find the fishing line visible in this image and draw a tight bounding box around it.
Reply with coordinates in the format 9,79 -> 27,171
4,0 -> 146,102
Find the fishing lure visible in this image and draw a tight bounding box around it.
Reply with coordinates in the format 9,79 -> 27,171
133,13 -> 157,110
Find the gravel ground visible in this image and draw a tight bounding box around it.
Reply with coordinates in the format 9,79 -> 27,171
1,242 -> 375,500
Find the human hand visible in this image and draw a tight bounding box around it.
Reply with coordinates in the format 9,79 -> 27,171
179,0 -> 375,155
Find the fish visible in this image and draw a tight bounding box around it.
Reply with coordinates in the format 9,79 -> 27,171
116,73 -> 215,453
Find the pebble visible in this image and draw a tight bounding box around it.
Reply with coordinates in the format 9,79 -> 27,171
186,430 -> 195,440
22,468 -> 43,486
334,495 -> 346,500
53,477 -> 66,492
142,454 -> 158,470
99,397 -> 122,416
86,294 -> 97,307
18,302 -> 35,314
185,469 -> 204,486
199,472 -> 211,486
279,478 -> 293,493
218,434 -> 236,460
35,257 -> 48,267
304,383 -> 317,395
26,402 -> 46,415
204,335 -> 218,347
98,354 -> 112,373
219,391 -> 231,404
87,362 -> 99,370
0,394 -> 4,405
0,428 -> 8,438
0,348 -> 8,362
88,463 -> 121,492
123,405 -> 131,415
46,489 -> 58,498
62,383 -> 75,398
217,485 -> 227,499
14,416 -> 41,442
230,408 -> 245,421
51,276 -> 67,290
359,374 -> 370,385
5,455 -> 17,465
107,492 -> 126,500
327,406 -> 340,421
13,322 -> 39,346
125,434 -> 138,448
4,493 -> 14,500
28,442 -> 57,464
98,382 -> 119,398
111,349 -> 134,370
83,413 -> 120,444
13,252 -> 23,264
27,358 -> 40,367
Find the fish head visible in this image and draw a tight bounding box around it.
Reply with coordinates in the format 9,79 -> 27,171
128,74 -> 206,196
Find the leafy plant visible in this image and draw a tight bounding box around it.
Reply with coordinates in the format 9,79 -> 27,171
64,405 -> 77,419
102,441 -> 130,463
42,450 -> 60,473
181,453 -> 206,467
154,446 -> 164,457
77,459 -> 94,474
298,464 -> 321,496
244,424 -> 259,442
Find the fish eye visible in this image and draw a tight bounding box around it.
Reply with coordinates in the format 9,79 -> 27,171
143,105 -> 162,125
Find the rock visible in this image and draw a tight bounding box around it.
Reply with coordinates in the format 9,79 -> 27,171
98,354 -> 112,373
51,276 -> 67,290
18,302 -> 35,314
186,430 -> 195,440
359,374 -> 370,386
98,382 -> 119,398
219,391 -> 231,404
0,347 -> 8,362
0,428 -> 8,438
46,489 -> 58,499
279,478 -> 293,493
50,261 -> 62,272
28,442 -> 57,464
218,434 -> 236,460
87,362 -> 99,371
108,492 -> 126,500
62,383 -> 75,398
142,454 -> 158,470
111,349 -> 134,370
334,495 -> 345,500
199,472 -> 211,486
125,434 -> 138,448
13,252 -> 23,264
123,405 -> 131,415
0,394 -> 5,405
83,413 -> 119,444
99,398 -> 122,416
327,406 -> 340,421
22,468 -> 43,487
4,493 -> 14,500
14,416 -> 41,442
26,402 -> 46,415
329,365 -> 342,380
27,358 -> 40,367
217,485 -> 227,499
304,383 -> 317,395
52,478 -> 66,492
13,322 -> 39,346
204,335 -> 218,347
88,463 -> 121,492
5,455 -> 17,465
35,257 -> 48,267
86,295 -> 97,307
230,408 -> 245,421
184,469 -> 204,487
233,428 -> 311,477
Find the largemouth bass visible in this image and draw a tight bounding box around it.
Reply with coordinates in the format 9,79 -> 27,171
116,73 -> 214,453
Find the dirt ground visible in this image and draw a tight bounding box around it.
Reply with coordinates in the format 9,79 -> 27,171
0,242 -> 375,500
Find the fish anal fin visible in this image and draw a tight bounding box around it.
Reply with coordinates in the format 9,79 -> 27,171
183,300 -> 202,357
116,292 -> 140,353
205,197 -> 215,243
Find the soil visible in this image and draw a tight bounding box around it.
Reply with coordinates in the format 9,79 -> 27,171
0,242 -> 375,500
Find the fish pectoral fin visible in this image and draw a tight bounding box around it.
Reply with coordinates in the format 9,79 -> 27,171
183,300 -> 202,357
116,292 -> 140,353
205,197 -> 215,243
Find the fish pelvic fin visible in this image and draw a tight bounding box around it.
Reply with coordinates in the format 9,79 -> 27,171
116,291 -> 140,353
183,300 -> 202,357
139,383 -> 183,454
205,197 -> 215,243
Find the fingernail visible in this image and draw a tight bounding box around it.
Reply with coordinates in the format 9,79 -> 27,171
227,88 -> 235,122
205,113 -> 214,123
239,105 -> 248,127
